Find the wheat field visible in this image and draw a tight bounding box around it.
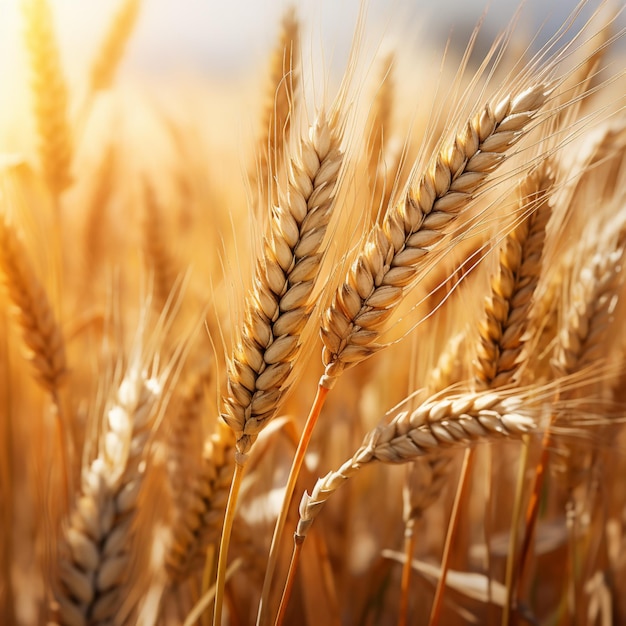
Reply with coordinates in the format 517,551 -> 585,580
0,1 -> 625,625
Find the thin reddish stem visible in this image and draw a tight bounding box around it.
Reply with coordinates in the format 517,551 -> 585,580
274,538 -> 303,626
257,383 -> 329,625
428,448 -> 476,626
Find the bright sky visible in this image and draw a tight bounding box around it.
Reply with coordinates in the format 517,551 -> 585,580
0,0 -> 616,83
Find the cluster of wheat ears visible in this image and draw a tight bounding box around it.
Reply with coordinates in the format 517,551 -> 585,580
1,0 -> 626,624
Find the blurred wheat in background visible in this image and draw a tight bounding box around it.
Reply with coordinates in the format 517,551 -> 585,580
0,0 -> 625,625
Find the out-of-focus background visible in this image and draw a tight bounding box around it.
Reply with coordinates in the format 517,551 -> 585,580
0,0 -> 620,81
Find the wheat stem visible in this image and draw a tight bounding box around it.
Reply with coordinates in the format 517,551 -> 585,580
428,447 -> 476,626
502,435 -> 531,626
213,458 -> 245,626
515,423 -> 552,608
274,537 -> 303,626
258,383 -> 329,625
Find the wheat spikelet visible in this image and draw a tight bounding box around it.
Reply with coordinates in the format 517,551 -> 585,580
22,0 -> 73,196
475,163 -> 556,389
89,0 -> 142,93
51,360 -> 161,625
223,111 -> 344,456
0,213 -> 67,395
320,82 -> 551,385
297,391 -> 536,540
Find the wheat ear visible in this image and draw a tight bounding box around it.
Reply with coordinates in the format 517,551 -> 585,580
296,392 -> 535,542
320,83 -> 551,385
475,164 -> 555,388
143,182 -> 180,312
89,0 -> 141,94
254,6 -> 300,206
365,52 -> 396,225
164,377 -> 205,581
0,213 -> 67,396
549,220 -> 626,484
51,362 -> 161,625
22,0 -> 73,197
166,422 -> 236,584
553,232 -> 626,378
222,111 -> 343,457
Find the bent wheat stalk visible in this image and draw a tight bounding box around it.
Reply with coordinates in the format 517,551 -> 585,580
275,391 -> 537,623
298,392 -> 536,537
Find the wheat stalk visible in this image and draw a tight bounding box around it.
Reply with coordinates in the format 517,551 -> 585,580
288,390 -> 539,623
217,108 -> 344,625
